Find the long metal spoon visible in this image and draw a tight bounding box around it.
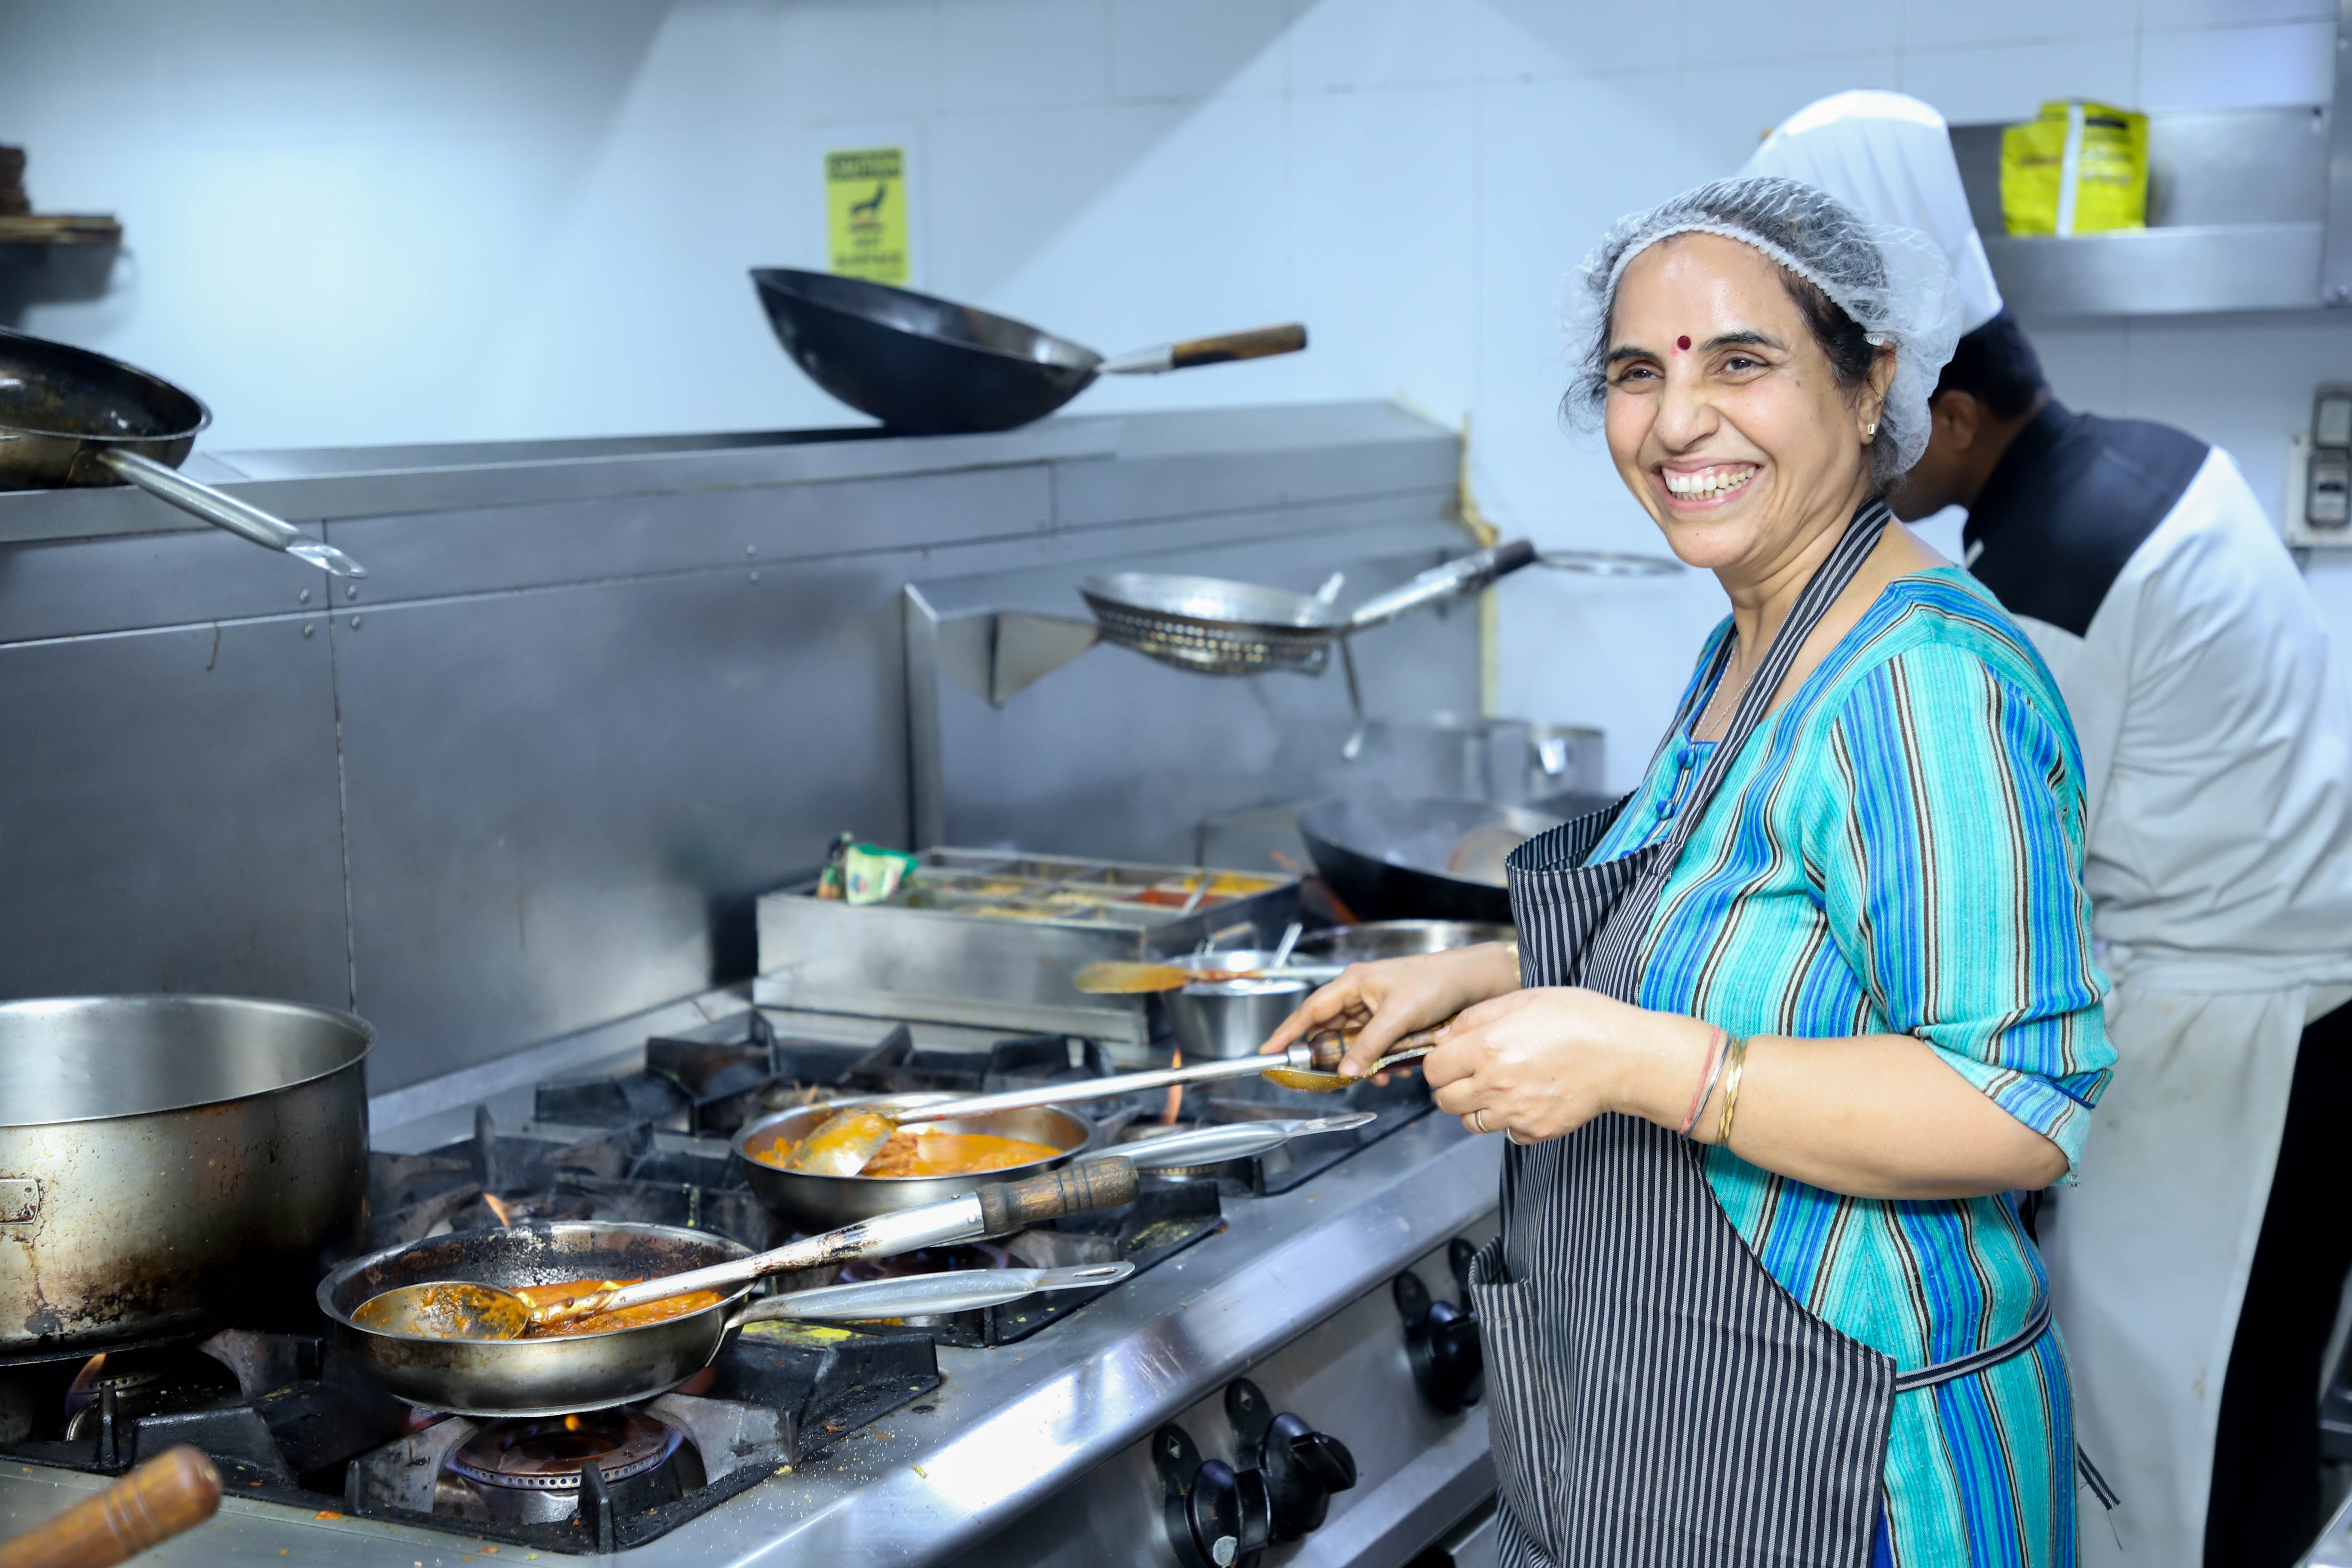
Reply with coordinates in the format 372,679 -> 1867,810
781,1033 -> 1443,1179
779,1038 -> 1377,1179
355,1155 -> 1139,1340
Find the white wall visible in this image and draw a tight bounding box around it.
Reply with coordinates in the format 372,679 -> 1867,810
5,0 -> 2350,786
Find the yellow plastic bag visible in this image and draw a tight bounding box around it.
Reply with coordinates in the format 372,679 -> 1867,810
2001,100 -> 2148,236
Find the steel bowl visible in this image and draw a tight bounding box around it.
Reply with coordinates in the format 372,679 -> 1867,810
0,995 -> 371,1354
1162,977 -> 1315,1061
319,1220 -> 755,1416
1295,921 -> 1517,965
732,1097 -> 1096,1231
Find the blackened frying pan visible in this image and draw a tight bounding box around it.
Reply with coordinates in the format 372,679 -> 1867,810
750,268 -> 1305,434
0,327 -> 364,576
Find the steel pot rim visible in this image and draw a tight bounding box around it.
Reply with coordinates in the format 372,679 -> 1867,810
0,994 -> 374,1129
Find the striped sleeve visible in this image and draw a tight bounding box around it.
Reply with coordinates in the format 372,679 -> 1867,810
1805,643 -> 2115,1174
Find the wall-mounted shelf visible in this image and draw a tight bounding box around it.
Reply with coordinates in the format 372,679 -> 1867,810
1949,105 -> 2340,317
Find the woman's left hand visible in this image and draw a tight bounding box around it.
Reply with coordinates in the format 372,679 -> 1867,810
1425,985 -> 1705,1143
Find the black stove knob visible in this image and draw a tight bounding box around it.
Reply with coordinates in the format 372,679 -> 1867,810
1395,1238 -> 1484,1413
1259,1411 -> 1358,1538
1154,1423 -> 1269,1568
1223,1379 -> 1358,1543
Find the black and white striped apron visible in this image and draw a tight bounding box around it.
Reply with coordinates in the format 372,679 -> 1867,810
1477,499 -> 2053,1567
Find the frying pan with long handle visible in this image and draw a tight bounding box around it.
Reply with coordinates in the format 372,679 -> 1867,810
750,268 -> 1305,434
322,1158 -> 1140,1415
0,328 -> 365,577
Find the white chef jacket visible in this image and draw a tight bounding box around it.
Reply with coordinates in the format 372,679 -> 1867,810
1961,405 -> 2352,991
1965,400 -> 2352,1568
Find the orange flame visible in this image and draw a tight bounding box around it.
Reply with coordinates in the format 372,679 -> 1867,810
483,1193 -> 515,1227
1161,1050 -> 1184,1126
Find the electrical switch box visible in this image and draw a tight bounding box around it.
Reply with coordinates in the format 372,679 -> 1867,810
2282,385 -> 2352,547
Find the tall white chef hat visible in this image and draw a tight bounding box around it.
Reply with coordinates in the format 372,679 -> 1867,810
1739,89 -> 2004,334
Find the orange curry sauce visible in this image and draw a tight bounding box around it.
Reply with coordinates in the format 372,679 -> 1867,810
748,1128 -> 1059,1179
509,1279 -> 729,1338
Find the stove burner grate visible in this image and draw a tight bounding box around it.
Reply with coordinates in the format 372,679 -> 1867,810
450,1409 -> 683,1491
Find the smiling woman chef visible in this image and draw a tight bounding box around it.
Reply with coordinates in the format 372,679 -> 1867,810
1267,178 -> 2115,1567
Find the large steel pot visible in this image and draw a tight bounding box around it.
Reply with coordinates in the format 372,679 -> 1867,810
0,995 -> 372,1355
733,1098 -> 1094,1231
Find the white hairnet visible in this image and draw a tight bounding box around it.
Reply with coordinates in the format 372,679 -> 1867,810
1567,175 -> 1963,483
1741,89 -> 2004,333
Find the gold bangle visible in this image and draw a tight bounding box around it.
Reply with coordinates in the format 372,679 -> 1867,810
1713,1033 -> 1752,1148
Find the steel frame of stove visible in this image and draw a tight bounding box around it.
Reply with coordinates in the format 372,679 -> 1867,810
0,1059 -> 1502,1567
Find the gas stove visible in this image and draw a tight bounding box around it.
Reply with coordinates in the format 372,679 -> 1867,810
0,993 -> 1501,1566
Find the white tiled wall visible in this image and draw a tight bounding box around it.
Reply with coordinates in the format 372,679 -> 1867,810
6,0 -> 2351,783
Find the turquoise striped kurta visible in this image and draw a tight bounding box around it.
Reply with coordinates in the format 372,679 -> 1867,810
1584,567 -> 2114,1566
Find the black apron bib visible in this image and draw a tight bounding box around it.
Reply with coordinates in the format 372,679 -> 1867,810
1479,502 -> 1896,1568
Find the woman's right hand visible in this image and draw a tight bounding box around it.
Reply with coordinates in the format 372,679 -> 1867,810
1259,942 -> 1522,1076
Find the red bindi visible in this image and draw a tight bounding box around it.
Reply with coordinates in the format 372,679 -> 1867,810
1676,335 -> 1691,351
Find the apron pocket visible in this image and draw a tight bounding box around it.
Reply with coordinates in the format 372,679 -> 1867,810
1468,1237 -> 1562,1557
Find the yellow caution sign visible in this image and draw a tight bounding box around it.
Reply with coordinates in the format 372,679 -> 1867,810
825,146 -> 909,285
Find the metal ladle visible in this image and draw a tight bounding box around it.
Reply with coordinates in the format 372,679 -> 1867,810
356,1263 -> 1133,1343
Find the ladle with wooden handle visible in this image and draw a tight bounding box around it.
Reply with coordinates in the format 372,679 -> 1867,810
0,1444 -> 221,1568
354,1155 -> 1139,1340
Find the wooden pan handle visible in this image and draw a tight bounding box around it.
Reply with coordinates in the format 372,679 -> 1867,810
1168,324 -> 1307,369
0,1446 -> 222,1568
975,1156 -> 1139,1235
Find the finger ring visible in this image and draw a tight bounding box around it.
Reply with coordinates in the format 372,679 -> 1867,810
1472,1109 -> 1491,1135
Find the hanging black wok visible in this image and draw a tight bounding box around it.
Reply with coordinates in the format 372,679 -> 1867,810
1297,794 -> 1603,924
749,268 -> 1305,434
0,327 -> 364,576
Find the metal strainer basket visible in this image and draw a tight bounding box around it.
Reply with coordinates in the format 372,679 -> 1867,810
1078,573 -> 1345,676
1079,541 -> 1534,754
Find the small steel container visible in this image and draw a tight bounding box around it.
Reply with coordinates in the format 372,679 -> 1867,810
1162,977 -> 1314,1061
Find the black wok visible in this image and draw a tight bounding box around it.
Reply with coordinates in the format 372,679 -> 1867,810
0,327 -> 364,576
1297,794 -> 1602,924
749,268 -> 1305,434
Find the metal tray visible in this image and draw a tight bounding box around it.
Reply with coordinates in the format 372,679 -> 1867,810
752,848 -> 1300,1052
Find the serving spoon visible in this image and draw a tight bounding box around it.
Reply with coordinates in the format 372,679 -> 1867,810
779,1028 -> 1447,1176
354,1155 -> 1139,1340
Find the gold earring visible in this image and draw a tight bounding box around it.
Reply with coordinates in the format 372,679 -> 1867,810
1865,421 -> 1878,438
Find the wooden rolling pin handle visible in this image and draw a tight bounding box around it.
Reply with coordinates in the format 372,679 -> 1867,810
975,1156 -> 1139,1236
0,1445 -> 221,1568
1168,324 -> 1307,368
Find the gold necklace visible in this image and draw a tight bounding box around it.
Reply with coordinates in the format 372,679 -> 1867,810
1693,641 -> 1753,739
